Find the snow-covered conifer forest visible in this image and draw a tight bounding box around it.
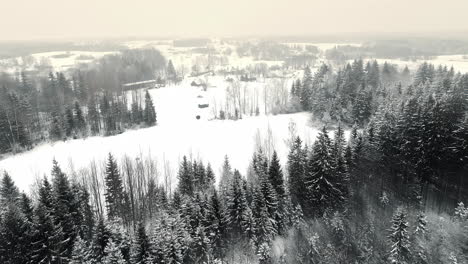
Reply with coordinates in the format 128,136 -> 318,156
0,1 -> 468,263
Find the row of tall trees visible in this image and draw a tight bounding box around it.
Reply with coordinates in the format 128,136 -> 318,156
0,70 -> 158,153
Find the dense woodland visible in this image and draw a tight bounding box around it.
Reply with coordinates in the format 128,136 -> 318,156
0,49 -> 468,263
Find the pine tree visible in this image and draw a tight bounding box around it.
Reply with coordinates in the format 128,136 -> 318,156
0,171 -> 20,207
205,163 -> 215,189
258,171 -> 278,232
413,213 -> 428,264
252,186 -> 276,247
0,195 -> 31,264
65,107 -> 75,137
305,127 -> 345,217
133,221 -> 151,263
104,153 -> 125,220
225,170 -> 250,240
332,124 -> 349,197
71,236 -> 92,264
38,176 -> 54,212
257,242 -> 272,264
32,204 -> 67,264
75,183 -> 95,241
219,155 -> 233,194
20,192 -> 34,222
268,150 -> 285,198
167,60 -> 177,81
88,94 -> 101,135
287,136 -> 307,206
50,115 -> 63,140
51,159 -> 78,258
300,66 -> 313,110
74,101 -> 86,135
191,226 -> 212,263
290,80 -> 296,97
178,156 -> 194,196
131,101 -> 142,124
143,90 -> 157,126
352,87 -> 372,125
102,238 -> 126,264
388,208 -> 411,264
92,218 -> 111,262
205,190 -> 227,259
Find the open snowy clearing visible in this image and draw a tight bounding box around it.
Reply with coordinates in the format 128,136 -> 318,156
0,112 -> 319,192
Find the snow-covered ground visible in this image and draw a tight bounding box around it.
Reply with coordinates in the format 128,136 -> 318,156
0,51 -> 115,73
0,77 -> 320,192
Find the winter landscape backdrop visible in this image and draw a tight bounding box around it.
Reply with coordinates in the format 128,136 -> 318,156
0,1 -> 467,263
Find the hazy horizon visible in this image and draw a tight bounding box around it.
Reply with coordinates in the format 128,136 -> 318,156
2,0 -> 468,41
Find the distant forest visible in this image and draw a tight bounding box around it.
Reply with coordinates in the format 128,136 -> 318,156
0,41 -> 126,59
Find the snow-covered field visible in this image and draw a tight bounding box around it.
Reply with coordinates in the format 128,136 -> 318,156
0,51 -> 116,73
0,78 -> 320,192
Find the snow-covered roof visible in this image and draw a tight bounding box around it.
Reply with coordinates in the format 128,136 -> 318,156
122,79 -> 157,87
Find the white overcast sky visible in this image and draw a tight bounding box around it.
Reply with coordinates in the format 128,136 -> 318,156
1,0 -> 467,40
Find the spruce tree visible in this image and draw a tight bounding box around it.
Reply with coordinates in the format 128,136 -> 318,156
51,159 -> 78,258
32,204 -> 67,264
191,226 -> 211,263
252,186 -> 276,247
133,221 -> 151,263
20,192 -> 34,222
177,156 -> 194,196
88,94 -> 101,135
258,172 -> 278,233
143,90 -> 157,126
0,171 -> 20,207
300,66 -> 313,110
225,169 -> 250,240
167,60 -> 177,81
413,213 -> 428,264
102,238 -> 126,264
104,153 -> 125,220
287,137 -> 307,206
268,151 -> 285,198
50,115 -> 63,140
219,155 -> 233,194
65,107 -> 75,137
92,218 -> 111,262
205,190 -> 227,259
388,208 -> 411,264
75,183 -> 95,241
0,197 -> 31,264
38,176 -> 54,213
74,101 -> 86,135
205,163 -> 215,189
305,127 -> 345,217
71,236 -> 92,264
